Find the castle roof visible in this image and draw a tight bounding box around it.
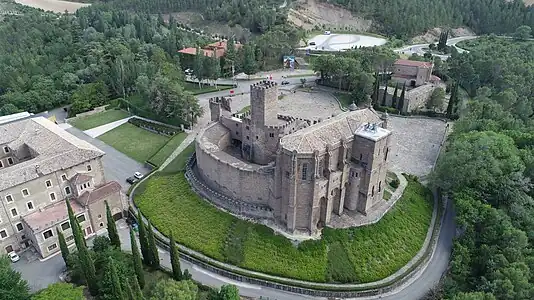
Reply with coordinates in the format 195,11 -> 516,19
279,109 -> 388,153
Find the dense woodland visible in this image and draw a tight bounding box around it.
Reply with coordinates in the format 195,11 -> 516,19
429,37 -> 534,299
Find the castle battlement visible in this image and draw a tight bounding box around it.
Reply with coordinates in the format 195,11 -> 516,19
250,80 -> 278,91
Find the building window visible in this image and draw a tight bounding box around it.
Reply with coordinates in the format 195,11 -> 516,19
45,180 -> 52,188
98,214 -> 102,219
61,174 -> 68,181
301,163 -> 308,180
359,153 -> 362,161
3,146 -> 9,153
66,235 -> 74,243
5,195 -> 13,203
99,222 -> 104,228
15,223 -> 23,232
47,244 -> 58,252
269,133 -> 275,138
235,131 -> 239,135
61,222 -> 70,231
246,136 -> 249,140
372,186 -> 375,197
385,148 -> 389,161
43,230 -> 53,239
10,208 -> 18,217
26,201 -> 34,211
245,126 -> 249,130
256,136 -> 258,140
355,172 -> 358,178
77,214 -> 86,223
0,161 -> 3,168
65,186 -> 71,195
7,158 -> 13,165
21,235 -> 26,240
21,188 -> 29,197
0,230 -> 7,239
285,171 -> 290,178
379,181 -> 382,192
87,181 -> 91,187
50,193 -> 56,201
87,165 -> 92,171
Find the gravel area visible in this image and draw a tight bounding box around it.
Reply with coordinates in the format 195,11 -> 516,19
387,117 -> 448,178
278,91 -> 343,120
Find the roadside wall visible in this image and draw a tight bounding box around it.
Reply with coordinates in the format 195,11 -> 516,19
65,105 -> 108,123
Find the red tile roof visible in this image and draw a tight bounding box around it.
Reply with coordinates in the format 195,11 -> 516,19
76,181 -> 121,207
70,173 -> 93,186
23,200 -> 84,232
178,41 -> 243,58
394,59 -> 433,68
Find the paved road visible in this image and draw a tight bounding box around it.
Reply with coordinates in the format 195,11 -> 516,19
394,36 -> 478,60
65,127 -> 150,191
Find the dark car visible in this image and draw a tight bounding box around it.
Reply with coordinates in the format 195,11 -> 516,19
126,177 -> 138,184
281,80 -> 290,85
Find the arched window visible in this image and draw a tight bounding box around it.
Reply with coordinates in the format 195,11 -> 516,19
301,163 -> 308,180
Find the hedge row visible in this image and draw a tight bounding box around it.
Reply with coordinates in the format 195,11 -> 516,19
128,117 -> 180,136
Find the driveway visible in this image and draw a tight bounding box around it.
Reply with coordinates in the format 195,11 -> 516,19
11,249 -> 65,292
65,127 -> 150,191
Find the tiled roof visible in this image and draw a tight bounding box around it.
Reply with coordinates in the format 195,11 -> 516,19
71,173 -> 93,186
76,181 -> 121,207
23,200 -> 84,233
0,117 -> 104,191
394,59 -> 433,68
279,109 -> 385,153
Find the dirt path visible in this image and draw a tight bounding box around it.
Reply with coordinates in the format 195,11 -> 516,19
14,0 -> 89,13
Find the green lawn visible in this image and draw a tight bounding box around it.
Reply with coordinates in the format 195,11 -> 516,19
135,145 -> 434,284
70,109 -> 130,131
334,92 -> 354,107
98,123 -> 170,163
161,143 -> 196,174
147,132 -> 188,167
183,82 -> 233,95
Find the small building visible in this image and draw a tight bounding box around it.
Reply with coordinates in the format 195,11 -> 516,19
178,40 -> 243,59
391,59 -> 433,87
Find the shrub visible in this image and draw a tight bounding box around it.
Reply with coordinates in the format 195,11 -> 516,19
128,118 -> 180,136
390,178 -> 400,189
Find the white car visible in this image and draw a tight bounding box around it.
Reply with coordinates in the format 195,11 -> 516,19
8,252 -> 20,263
134,172 -> 144,179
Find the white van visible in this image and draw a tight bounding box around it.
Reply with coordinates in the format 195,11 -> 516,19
324,30 -> 331,35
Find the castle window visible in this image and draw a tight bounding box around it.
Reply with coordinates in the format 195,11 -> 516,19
236,131 -> 239,135
385,148 -> 389,161
372,186 -> 375,197
285,171 -> 290,178
256,136 -> 258,140
355,172 -> 358,177
269,133 -> 275,138
246,136 -> 249,140
379,181 -> 382,192
359,154 -> 362,161
246,126 -> 249,130
350,170 -> 354,177
301,163 -> 308,180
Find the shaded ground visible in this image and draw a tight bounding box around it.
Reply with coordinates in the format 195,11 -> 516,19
387,116 -> 448,178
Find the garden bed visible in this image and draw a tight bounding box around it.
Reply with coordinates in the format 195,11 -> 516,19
134,158 -> 433,283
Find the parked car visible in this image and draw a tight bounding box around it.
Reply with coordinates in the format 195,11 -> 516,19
8,252 -> 20,263
281,80 -> 290,85
134,172 -> 144,179
309,41 -> 316,46
126,177 -> 138,184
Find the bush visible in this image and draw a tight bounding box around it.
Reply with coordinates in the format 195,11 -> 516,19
128,117 -> 180,136
375,105 -> 399,114
390,178 -> 400,189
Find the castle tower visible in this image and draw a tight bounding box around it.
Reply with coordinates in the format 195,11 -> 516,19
209,98 -> 221,122
250,81 -> 279,127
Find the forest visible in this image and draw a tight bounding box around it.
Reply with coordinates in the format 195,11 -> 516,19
430,36 -> 534,299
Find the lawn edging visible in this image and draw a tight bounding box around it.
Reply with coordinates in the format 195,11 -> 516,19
128,155 -> 446,297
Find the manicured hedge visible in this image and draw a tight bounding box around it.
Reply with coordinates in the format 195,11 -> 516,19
128,117 -> 180,136
135,171 -> 433,283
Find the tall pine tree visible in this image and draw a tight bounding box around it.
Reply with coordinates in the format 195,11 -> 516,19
57,228 -> 70,268
391,83 -> 399,108
106,201 -> 121,249
398,83 -> 406,113
137,210 -> 150,266
130,227 -> 145,288
146,222 -> 160,268
105,258 -> 125,300
381,84 -> 388,106
67,199 -> 98,295
169,232 -> 182,281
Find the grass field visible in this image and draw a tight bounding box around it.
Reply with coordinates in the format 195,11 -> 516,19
147,133 -> 188,167
135,146 -> 434,283
183,82 -> 233,95
70,109 -> 130,131
98,123 -> 169,163
161,143 -> 196,174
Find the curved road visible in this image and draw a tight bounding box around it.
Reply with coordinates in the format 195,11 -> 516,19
394,36 -> 478,60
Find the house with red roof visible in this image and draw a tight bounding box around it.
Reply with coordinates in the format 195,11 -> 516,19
178,40 -> 243,59
391,59 -> 434,87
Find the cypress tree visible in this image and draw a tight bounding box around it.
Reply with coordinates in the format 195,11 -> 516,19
106,258 -> 125,300
106,201 -> 121,249
146,222 -> 160,268
391,83 -> 399,108
137,210 -> 150,266
446,82 -> 456,118
183,269 -> 192,280
398,83 -> 406,113
132,275 -> 144,300
371,72 -> 379,106
169,232 -> 182,281
130,227 -> 145,288
125,279 -> 135,300
381,84 -> 388,106
56,228 -> 70,268
67,199 -> 97,295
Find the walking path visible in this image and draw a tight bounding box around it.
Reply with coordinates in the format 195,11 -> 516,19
83,116 -> 134,138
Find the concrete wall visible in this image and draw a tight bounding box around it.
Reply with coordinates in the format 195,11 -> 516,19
406,84 -> 440,113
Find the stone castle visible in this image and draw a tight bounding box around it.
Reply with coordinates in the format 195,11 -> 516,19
193,81 -> 392,235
